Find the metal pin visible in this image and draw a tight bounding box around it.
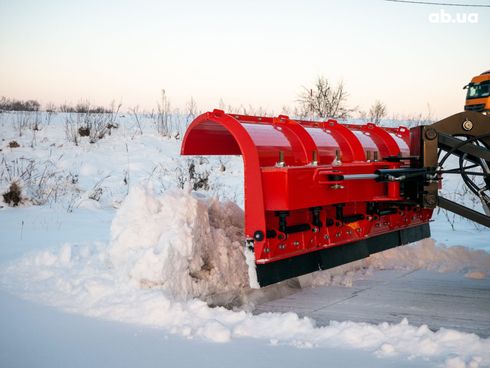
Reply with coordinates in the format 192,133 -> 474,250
366,150 -> 371,161
332,149 -> 342,166
276,151 -> 285,167
312,150 -> 318,166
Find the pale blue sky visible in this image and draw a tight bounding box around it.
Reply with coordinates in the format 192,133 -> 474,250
0,0 -> 488,117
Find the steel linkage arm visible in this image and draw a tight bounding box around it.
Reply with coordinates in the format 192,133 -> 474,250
414,111 -> 490,226
438,197 -> 490,228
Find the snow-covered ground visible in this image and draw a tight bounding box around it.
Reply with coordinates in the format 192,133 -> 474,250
1,111 -> 489,368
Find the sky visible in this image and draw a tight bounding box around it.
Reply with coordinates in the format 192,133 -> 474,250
0,0 -> 489,118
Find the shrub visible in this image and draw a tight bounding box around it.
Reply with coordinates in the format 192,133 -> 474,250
155,89 -> 173,137
2,181 -> 22,206
369,100 -> 387,125
65,112 -> 112,144
64,101 -> 121,144
78,126 -> 90,137
176,158 -> 210,191
0,157 -> 78,207
298,76 -> 354,119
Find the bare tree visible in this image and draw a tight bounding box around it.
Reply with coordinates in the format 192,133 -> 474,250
298,76 -> 353,119
44,102 -> 57,113
0,97 -> 40,112
369,100 -> 387,125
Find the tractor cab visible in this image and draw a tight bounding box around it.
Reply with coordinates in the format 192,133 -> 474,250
464,71 -> 490,113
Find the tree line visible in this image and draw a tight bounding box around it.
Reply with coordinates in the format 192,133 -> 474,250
1,77 -> 388,123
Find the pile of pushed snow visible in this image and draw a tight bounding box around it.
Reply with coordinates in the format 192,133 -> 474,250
301,238 -> 490,288
108,187 -> 250,300
371,238 -> 490,275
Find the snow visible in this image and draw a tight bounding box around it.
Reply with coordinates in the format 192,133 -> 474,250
1,111 -> 490,367
295,236 -> 490,288
2,188 -> 490,366
2,290 -> 437,368
108,186 -> 249,300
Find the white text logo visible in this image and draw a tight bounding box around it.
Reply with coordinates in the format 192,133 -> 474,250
428,9 -> 479,23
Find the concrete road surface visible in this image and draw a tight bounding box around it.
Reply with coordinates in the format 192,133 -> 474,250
255,270 -> 490,337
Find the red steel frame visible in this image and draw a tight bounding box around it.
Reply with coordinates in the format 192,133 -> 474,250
181,110 -> 432,266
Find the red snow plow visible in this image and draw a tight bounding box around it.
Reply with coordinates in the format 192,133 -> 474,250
182,110 -> 490,287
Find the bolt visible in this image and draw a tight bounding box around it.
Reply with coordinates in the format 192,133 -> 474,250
425,194 -> 437,206
253,230 -> 265,241
462,119 -> 473,131
323,234 -> 329,240
425,128 -> 437,140
276,151 -> 285,167
311,150 -> 318,166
